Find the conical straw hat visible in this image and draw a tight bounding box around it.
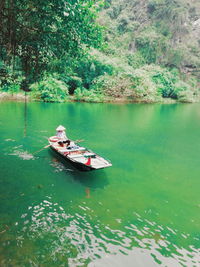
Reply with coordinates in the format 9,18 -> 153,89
56,125 -> 66,131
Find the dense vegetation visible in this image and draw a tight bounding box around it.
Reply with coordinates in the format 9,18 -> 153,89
0,0 -> 199,102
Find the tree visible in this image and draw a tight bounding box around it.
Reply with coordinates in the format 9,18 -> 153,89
0,0 -> 102,84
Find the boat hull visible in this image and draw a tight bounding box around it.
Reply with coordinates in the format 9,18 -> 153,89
48,135 -> 112,171
50,146 -> 96,171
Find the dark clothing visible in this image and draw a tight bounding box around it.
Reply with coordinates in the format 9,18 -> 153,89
58,140 -> 70,146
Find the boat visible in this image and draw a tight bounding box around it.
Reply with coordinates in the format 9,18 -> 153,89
48,136 -> 112,171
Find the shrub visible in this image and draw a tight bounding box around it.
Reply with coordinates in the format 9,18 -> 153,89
127,52 -> 146,69
117,18 -> 129,33
75,56 -> 114,89
0,76 -> 23,94
108,5 -> 122,19
74,87 -> 104,102
175,81 -> 197,102
91,73 -> 134,98
149,66 -> 197,101
164,48 -> 184,68
0,61 -> 24,93
151,70 -> 177,98
135,29 -> 167,64
65,76 -> 82,95
103,0 -> 112,9
0,81 -> 21,94
30,75 -> 69,102
91,64 -> 197,102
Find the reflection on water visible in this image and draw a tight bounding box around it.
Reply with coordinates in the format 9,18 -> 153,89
50,158 -> 74,173
49,149 -> 109,190
72,171 -> 109,190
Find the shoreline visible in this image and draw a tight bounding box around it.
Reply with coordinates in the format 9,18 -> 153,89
0,92 -> 30,102
0,92 -> 197,104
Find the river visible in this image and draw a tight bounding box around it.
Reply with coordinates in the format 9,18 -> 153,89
0,101 -> 200,266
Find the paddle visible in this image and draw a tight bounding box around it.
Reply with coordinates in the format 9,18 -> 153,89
32,145 -> 50,155
73,139 -> 84,143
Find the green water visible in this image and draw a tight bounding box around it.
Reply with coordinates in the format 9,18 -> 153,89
0,101 -> 200,267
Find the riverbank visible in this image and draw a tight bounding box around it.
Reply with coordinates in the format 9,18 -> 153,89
1,91 -> 199,104
0,92 -> 30,101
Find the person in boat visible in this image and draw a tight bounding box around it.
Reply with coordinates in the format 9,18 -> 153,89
56,125 -> 70,146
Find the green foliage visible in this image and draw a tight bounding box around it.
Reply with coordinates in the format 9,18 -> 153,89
152,69 -> 178,98
30,75 -> 69,102
117,18 -> 130,34
127,52 -> 146,69
97,0 -> 200,90
132,66 -> 198,101
103,0 -> 112,9
147,0 -> 188,33
91,73 -> 136,98
135,29 -> 167,64
74,87 -> 104,102
164,48 -> 184,68
108,5 -> 122,19
0,0 -> 103,83
0,0 -> 199,103
92,64 -> 198,102
0,82 -> 21,94
74,56 -> 114,90
175,80 -> 198,103
55,54 -> 114,95
0,61 -> 24,93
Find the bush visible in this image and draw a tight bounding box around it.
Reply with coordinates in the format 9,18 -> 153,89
0,77 -> 23,94
175,81 -> 197,102
91,64 -> 197,102
127,52 -> 146,69
130,66 -> 161,101
151,69 -> 177,98
162,48 -> 184,68
0,81 -> 21,94
74,87 -> 104,102
103,0 -> 112,9
117,18 -> 129,33
91,73 -> 130,98
135,29 -> 167,64
30,75 -> 69,102
146,66 -> 198,101
108,5 -> 122,19
0,61 -> 24,93
75,56 -> 114,90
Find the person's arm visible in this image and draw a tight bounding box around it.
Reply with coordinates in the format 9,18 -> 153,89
63,132 -> 68,140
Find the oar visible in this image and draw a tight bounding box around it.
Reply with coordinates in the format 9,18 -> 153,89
73,139 -> 84,143
32,145 -> 50,155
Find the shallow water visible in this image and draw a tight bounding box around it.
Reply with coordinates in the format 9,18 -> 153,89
0,101 -> 200,266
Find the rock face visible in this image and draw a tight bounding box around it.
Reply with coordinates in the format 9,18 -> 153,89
99,0 -> 200,77
192,18 -> 200,36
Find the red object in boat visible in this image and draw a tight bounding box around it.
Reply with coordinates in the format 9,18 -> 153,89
85,157 -> 91,166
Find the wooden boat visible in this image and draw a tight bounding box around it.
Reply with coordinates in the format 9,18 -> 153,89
48,136 -> 112,171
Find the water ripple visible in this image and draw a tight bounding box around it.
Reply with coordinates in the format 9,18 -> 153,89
6,199 -> 199,266
7,145 -> 35,160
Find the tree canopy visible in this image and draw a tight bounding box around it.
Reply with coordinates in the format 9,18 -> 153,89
0,0 -> 102,82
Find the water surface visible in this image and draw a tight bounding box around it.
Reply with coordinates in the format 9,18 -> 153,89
0,102 -> 200,266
